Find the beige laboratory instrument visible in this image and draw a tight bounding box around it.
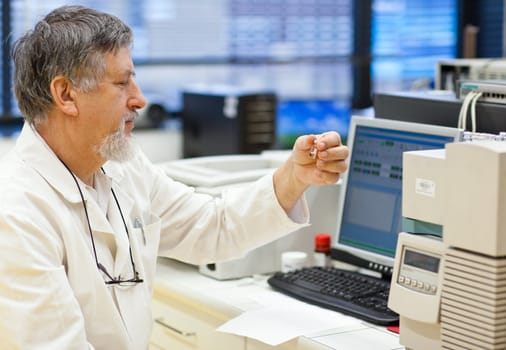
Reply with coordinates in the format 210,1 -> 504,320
389,140 -> 506,350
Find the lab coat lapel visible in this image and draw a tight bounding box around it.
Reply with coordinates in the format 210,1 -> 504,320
99,175 -> 152,348
105,165 -> 135,271
86,201 -> 115,236
106,186 -> 135,277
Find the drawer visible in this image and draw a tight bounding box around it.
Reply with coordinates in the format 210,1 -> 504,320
150,297 -> 245,350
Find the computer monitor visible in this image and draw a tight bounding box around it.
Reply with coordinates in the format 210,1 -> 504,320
332,116 -> 462,277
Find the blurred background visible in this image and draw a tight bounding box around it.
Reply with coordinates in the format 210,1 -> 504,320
0,0 -> 501,151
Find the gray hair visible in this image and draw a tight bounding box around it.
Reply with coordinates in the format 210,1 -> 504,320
12,5 -> 133,125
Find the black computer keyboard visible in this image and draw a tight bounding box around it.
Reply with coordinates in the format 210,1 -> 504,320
267,266 -> 399,326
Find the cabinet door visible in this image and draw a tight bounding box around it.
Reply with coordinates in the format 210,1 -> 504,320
150,297 -> 246,350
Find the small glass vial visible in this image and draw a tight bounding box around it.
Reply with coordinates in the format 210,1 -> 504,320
314,233 -> 331,267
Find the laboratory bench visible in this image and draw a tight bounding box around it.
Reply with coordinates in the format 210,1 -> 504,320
149,257 -> 404,350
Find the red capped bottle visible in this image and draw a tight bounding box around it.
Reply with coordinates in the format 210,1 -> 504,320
314,233 -> 331,267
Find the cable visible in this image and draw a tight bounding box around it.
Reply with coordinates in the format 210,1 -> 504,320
457,90 -> 477,130
457,90 -> 470,129
470,91 -> 483,133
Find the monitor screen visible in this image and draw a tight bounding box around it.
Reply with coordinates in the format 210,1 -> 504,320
276,99 -> 351,149
333,116 -> 462,273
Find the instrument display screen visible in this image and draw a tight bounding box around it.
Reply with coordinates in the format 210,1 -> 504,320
404,249 -> 440,273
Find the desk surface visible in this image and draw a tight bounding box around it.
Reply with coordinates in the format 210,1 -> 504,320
154,258 -> 404,350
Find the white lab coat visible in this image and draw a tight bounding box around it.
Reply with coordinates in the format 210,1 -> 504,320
0,124 -> 309,349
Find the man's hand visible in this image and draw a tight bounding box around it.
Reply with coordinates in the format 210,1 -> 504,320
273,131 -> 349,213
292,132 -> 349,186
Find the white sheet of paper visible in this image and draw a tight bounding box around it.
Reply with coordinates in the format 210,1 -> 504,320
312,327 -> 403,350
216,291 -> 361,346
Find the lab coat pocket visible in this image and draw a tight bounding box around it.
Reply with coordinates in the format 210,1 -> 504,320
132,213 -> 161,285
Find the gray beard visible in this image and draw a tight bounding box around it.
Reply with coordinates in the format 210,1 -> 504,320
98,120 -> 136,162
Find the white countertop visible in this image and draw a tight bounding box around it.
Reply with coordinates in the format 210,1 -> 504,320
154,257 -> 404,350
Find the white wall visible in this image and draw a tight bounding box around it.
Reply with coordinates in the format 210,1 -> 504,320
0,138 -> 15,157
133,128 -> 182,163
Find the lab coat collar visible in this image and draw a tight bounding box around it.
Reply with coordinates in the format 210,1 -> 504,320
16,123 -> 85,204
15,123 -> 129,209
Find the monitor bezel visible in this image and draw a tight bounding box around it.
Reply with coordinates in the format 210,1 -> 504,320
332,115 -> 462,274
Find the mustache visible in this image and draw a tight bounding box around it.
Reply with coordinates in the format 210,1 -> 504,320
124,110 -> 139,122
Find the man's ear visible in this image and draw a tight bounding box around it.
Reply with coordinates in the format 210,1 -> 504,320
50,76 -> 78,116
